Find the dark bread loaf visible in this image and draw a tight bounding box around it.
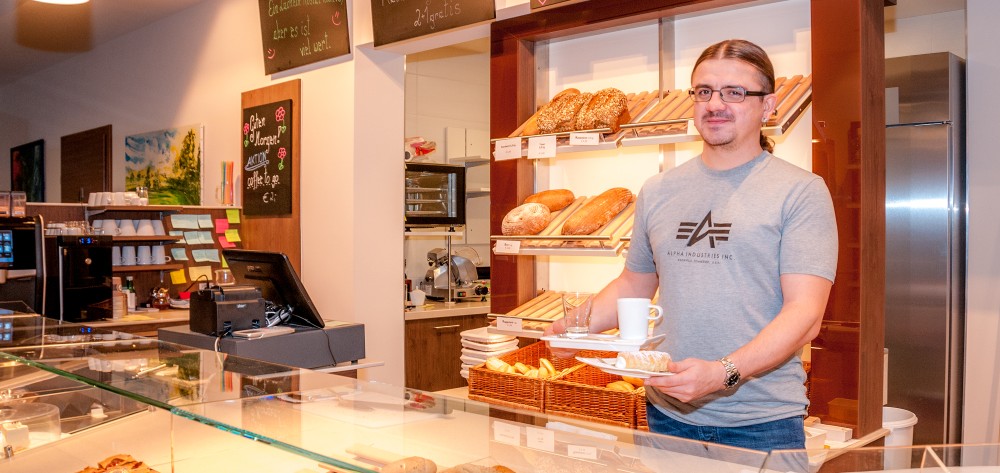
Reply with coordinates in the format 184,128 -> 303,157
537,89 -> 593,134
575,88 -> 631,132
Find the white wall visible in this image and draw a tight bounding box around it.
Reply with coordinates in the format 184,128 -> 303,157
885,9 -> 966,59
963,0 -> 1000,445
541,0 -> 813,293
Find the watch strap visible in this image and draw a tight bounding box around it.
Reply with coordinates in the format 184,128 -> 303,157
719,356 -> 740,390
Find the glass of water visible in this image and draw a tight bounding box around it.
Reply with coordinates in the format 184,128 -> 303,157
561,292 -> 594,338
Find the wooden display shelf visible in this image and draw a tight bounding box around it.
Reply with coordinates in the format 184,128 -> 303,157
491,195 -> 634,257
112,235 -> 184,243
112,264 -> 183,273
87,205 -> 183,214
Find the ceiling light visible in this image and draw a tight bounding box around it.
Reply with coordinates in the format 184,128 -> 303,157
32,0 -> 90,4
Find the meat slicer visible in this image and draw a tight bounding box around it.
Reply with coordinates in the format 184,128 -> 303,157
417,248 -> 487,301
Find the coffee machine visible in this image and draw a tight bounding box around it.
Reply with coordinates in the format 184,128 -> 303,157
50,235 -> 114,322
0,216 -> 45,314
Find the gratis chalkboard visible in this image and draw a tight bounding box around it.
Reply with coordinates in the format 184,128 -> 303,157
242,100 -> 293,216
257,0 -> 351,75
530,0 -> 572,8
371,0 -> 496,47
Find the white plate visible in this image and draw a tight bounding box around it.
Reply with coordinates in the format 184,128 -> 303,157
575,357 -> 673,379
542,333 -> 665,352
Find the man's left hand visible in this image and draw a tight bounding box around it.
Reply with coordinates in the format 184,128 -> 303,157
644,358 -> 727,403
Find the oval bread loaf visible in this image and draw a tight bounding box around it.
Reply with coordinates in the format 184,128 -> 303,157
524,189 -> 575,212
502,203 -> 551,236
575,88 -> 631,132
560,187 -> 633,235
381,456 -> 437,473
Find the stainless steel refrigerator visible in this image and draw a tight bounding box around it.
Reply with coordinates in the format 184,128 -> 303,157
884,52 -> 965,445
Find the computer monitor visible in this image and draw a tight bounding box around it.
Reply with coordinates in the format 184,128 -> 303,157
222,249 -> 325,328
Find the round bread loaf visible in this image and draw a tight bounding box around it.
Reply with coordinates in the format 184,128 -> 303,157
524,189 -> 575,212
502,203 -> 551,236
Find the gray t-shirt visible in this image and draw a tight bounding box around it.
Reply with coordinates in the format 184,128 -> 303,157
626,151 -> 837,427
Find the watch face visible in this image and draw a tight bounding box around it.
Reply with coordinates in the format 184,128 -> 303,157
725,373 -> 740,387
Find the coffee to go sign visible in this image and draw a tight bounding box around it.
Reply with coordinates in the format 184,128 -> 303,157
242,100 -> 293,216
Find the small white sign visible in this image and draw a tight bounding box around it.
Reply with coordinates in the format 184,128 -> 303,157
569,132 -> 600,146
527,135 -> 557,159
567,444 -> 598,460
493,421 -> 521,446
493,138 -> 522,160
496,317 -> 524,332
493,240 -> 520,255
526,427 -> 555,452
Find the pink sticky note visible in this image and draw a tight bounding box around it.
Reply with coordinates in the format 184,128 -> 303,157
215,218 -> 229,234
218,235 -> 236,248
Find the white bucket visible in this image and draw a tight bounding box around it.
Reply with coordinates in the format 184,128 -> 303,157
883,407 -> 919,470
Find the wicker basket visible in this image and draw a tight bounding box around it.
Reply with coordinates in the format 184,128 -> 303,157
467,342 -> 589,412
636,393 -> 649,430
544,364 -> 643,428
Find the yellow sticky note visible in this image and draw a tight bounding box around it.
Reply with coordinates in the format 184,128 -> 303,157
169,269 -> 187,285
227,209 -> 241,224
221,256 -> 228,269
189,266 -> 213,284
225,229 -> 242,242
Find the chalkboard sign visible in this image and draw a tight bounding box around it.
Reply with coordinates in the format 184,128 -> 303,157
242,100 -> 293,216
530,0 -> 572,8
371,0 -> 496,47
257,0 -> 351,75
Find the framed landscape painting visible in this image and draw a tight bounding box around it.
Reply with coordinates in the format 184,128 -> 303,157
125,125 -> 203,205
10,139 -> 45,202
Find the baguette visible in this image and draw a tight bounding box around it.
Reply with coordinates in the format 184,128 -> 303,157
524,189 -> 575,212
560,187 -> 633,235
575,88 -> 631,132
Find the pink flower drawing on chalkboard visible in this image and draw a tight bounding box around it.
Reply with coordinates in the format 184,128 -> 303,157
275,106 -> 286,122
277,147 -> 286,170
243,123 -> 250,147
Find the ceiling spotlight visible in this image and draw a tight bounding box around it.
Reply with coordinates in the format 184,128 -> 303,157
32,0 -> 90,4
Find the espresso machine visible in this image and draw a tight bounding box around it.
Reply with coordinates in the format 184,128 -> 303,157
0,216 -> 46,314
418,248 -> 488,301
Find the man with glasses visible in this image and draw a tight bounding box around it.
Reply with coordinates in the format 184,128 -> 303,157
546,39 -> 837,451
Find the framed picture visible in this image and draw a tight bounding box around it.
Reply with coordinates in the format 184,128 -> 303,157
10,139 -> 45,202
125,125 -> 203,205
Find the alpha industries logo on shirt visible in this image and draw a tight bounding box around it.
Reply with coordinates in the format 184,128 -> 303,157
676,211 -> 732,248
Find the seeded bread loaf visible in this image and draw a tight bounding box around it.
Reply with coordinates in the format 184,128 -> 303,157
524,189 -> 575,212
502,203 -> 551,236
560,187 -> 633,235
575,88 -> 631,132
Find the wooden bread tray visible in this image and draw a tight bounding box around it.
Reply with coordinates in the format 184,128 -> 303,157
491,196 -> 634,257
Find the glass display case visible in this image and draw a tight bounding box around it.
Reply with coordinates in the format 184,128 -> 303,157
2,314 -> 998,472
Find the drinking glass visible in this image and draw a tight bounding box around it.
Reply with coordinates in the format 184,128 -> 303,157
135,187 -> 149,206
561,292 -> 593,338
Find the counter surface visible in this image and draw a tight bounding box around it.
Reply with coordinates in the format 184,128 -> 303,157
404,300 -> 490,321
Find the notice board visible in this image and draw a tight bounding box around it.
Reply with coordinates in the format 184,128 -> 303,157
257,0 -> 351,75
242,100 -> 293,216
370,0 -> 495,47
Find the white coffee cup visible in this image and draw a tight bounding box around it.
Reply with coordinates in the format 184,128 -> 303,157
118,219 -> 136,236
102,219 -> 119,235
151,220 -> 165,235
101,192 -> 114,206
409,289 -> 426,306
121,246 -> 137,266
111,246 -> 122,266
112,192 -> 126,205
88,193 -> 99,206
137,245 -> 152,265
136,219 -> 155,236
151,245 -> 172,264
617,298 -> 664,340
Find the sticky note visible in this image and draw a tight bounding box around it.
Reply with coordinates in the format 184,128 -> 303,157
198,231 -> 214,244
192,249 -> 221,263
170,214 -> 200,229
221,256 -> 228,268
197,215 -> 213,229
224,229 -> 241,242
169,270 -> 187,285
169,230 -> 184,237
183,231 -> 200,245
226,209 -> 241,224
218,236 -> 236,248
215,219 -> 229,234
189,266 -> 213,283
171,248 -> 189,261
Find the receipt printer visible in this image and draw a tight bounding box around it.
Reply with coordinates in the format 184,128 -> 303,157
190,285 -> 265,336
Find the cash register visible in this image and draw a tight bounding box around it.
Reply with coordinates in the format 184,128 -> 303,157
158,250 -> 365,369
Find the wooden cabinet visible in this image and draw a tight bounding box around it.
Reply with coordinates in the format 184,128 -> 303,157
405,313 -> 487,392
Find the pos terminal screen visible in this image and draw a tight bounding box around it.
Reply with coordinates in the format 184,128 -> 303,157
0,231 -> 12,264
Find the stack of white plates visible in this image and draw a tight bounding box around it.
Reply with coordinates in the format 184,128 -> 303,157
459,326 -> 518,380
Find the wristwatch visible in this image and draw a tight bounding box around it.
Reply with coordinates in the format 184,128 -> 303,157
719,356 -> 740,390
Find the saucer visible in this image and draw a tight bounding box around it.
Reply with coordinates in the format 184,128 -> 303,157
575,356 -> 674,379
541,333 -> 665,352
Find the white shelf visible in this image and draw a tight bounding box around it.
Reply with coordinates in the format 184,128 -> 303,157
467,188 -> 490,198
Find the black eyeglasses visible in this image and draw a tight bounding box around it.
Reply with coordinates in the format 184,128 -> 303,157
687,86 -> 768,103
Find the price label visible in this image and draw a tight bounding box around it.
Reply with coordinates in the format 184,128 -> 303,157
493,240 -> 520,255
493,138 -> 522,160
526,427 -> 555,452
567,445 -> 598,460
496,317 -> 523,332
492,421 -> 521,446
527,135 -> 557,159
569,132 -> 600,146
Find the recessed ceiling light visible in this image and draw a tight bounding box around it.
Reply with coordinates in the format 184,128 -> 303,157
32,0 -> 90,4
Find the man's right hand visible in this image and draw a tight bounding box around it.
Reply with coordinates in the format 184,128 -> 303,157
542,318 -> 580,360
